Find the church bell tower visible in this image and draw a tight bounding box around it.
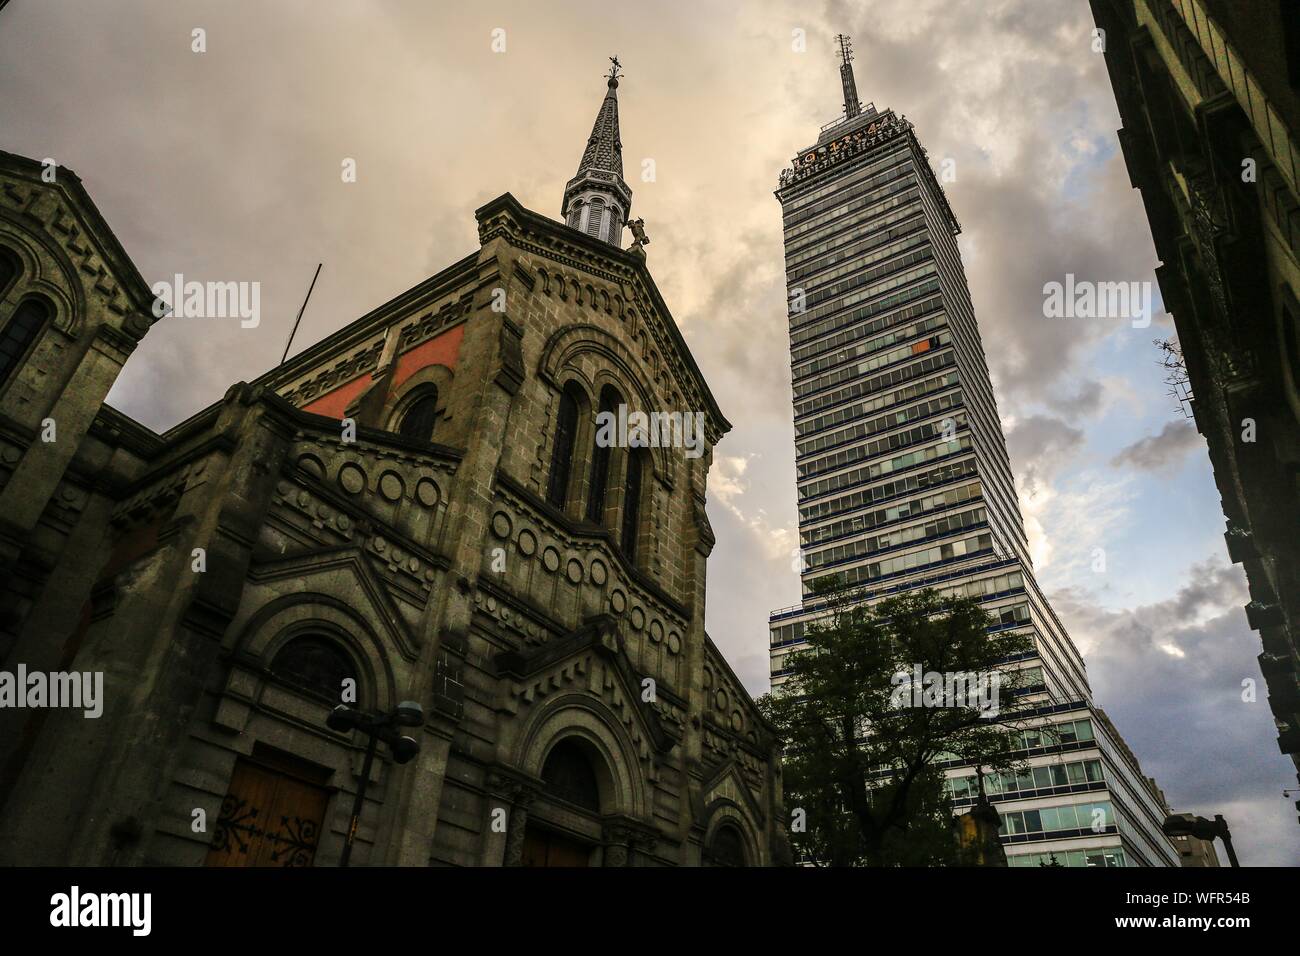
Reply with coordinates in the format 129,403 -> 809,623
561,57 -> 633,247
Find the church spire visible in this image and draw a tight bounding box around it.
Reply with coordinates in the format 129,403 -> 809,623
836,34 -> 862,119
562,56 -> 633,247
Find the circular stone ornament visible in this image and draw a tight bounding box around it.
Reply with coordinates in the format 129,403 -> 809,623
491,512 -> 513,539
298,455 -> 325,479
517,530 -> 538,556
542,547 -> 561,573
338,464 -> 366,495
416,478 -> 440,508
610,589 -> 627,614
379,471 -> 404,502
566,558 -> 584,584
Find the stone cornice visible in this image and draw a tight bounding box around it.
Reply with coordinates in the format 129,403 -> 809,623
0,149 -> 158,316
776,111 -> 962,237
493,468 -> 689,621
259,253 -> 479,401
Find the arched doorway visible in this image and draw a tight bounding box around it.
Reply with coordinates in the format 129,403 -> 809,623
703,822 -> 749,867
521,738 -> 604,867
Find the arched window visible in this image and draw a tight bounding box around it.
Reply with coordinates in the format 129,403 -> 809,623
704,824 -> 747,867
541,739 -> 601,813
606,208 -> 622,245
546,384 -> 582,509
271,634 -> 358,702
0,296 -> 52,391
397,389 -> 439,442
586,386 -> 620,524
0,247 -> 18,300
566,202 -> 583,228
620,448 -> 646,560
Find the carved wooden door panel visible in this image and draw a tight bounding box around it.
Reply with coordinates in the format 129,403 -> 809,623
206,757 -> 329,867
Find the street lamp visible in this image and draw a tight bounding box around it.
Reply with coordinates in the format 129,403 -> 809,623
1160,812 -> 1240,867
327,700 -> 424,867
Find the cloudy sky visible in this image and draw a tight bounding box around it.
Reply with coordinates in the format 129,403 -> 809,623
2,0 -> 1296,864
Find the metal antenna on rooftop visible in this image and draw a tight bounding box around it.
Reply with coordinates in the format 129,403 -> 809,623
836,33 -> 862,119
280,262 -> 322,366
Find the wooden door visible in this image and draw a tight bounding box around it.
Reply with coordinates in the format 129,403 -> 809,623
521,825 -> 591,867
206,756 -> 330,867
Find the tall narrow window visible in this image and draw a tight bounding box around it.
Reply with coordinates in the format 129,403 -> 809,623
620,449 -> 645,560
586,387 -> 619,524
566,203 -> 582,228
547,385 -> 581,508
397,389 -> 439,441
0,247 -> 18,299
0,296 -> 51,391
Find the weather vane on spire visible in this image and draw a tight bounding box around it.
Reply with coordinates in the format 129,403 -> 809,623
607,55 -> 623,83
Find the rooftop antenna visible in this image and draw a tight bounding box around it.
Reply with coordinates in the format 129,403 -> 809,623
280,262 -> 322,366
836,34 -> 862,119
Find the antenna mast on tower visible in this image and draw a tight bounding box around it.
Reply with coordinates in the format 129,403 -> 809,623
836,34 -> 862,119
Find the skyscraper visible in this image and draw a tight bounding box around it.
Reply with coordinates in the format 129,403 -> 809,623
768,36 -> 1178,867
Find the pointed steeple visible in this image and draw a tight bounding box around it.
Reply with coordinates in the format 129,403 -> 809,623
836,34 -> 862,119
562,57 -> 633,247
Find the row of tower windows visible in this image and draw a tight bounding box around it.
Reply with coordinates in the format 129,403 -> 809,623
546,381 -> 647,564
0,247 -> 54,394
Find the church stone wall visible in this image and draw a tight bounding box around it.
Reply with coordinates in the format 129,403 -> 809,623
0,149 -> 789,867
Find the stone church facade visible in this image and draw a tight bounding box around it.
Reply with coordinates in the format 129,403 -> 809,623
0,68 -> 790,866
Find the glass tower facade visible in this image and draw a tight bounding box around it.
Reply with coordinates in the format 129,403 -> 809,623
770,74 -> 1178,867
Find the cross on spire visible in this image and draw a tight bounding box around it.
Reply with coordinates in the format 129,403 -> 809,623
561,58 -> 634,246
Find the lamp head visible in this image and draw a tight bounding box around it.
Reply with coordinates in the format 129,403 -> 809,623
327,704 -> 362,733
394,700 -> 425,728
390,735 -> 420,764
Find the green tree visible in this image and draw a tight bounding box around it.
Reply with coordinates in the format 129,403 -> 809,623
760,576 -> 1039,866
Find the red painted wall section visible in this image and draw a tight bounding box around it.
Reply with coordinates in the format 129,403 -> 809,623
301,375 -> 373,420
393,323 -> 464,388
299,324 -> 465,420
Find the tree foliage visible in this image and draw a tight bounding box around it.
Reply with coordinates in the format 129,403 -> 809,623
759,576 -> 1040,866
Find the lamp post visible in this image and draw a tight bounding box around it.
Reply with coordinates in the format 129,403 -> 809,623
1161,812 -> 1239,867
327,700 -> 424,867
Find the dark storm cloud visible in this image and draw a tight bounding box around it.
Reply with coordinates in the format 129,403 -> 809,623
1005,413 -> 1086,496
1045,378 -> 1107,420
1111,420 -> 1203,471
1052,562 -> 1300,866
